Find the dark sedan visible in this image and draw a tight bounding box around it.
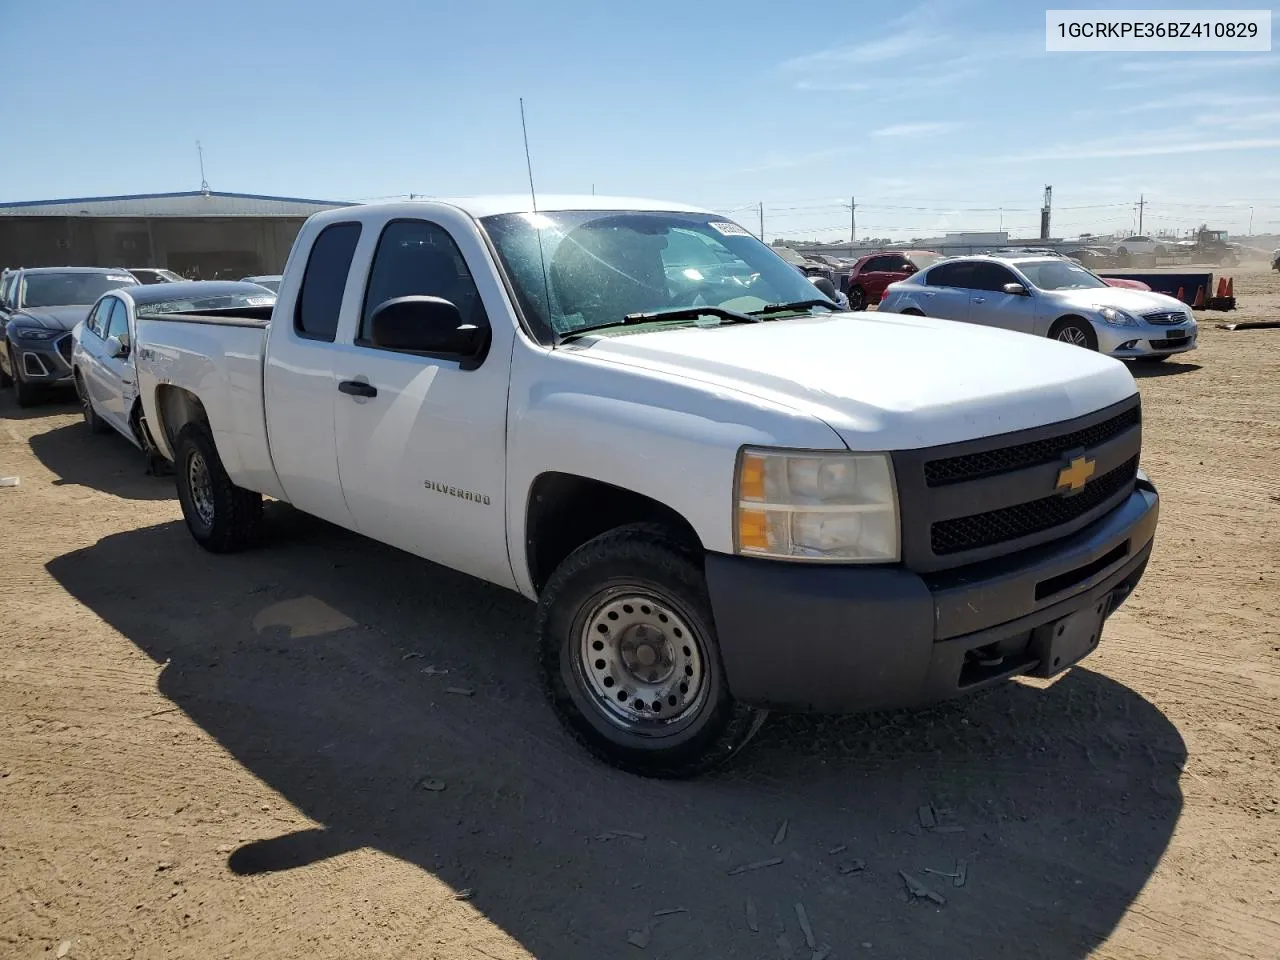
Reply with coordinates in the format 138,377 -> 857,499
0,267 -> 139,406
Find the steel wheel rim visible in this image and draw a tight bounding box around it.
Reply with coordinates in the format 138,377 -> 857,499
577,590 -> 708,733
187,451 -> 215,526
1057,326 -> 1088,346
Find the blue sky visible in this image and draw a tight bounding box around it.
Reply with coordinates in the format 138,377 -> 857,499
5,0 -> 1278,240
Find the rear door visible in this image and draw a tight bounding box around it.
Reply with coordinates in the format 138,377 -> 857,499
919,262 -> 974,321
262,220 -> 364,528
966,262 -> 1038,334
330,213 -> 515,589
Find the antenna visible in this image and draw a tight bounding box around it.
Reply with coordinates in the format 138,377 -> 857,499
196,140 -> 209,194
518,99 -> 556,343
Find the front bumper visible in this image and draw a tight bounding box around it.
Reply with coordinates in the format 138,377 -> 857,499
705,473 -> 1159,712
1094,319 -> 1198,358
7,332 -> 75,384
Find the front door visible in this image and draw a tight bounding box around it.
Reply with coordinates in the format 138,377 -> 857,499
967,263 -> 1038,334
97,296 -> 135,427
331,215 -> 515,590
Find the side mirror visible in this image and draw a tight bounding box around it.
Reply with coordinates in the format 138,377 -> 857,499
810,276 -> 839,302
369,295 -> 490,370
1002,282 -> 1029,296
107,334 -> 129,359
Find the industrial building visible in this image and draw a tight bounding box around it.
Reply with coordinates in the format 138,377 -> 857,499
0,190 -> 350,278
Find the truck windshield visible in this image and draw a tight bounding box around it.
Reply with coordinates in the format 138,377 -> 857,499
22,272 -> 137,308
1018,260 -> 1109,292
480,210 -> 833,341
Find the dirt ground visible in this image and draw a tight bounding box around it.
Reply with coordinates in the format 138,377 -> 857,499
1,264 -> 1277,960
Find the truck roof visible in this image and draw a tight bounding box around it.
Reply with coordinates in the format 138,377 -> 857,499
363,195 -> 714,219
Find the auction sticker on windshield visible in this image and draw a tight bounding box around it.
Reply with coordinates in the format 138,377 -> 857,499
707,221 -> 753,237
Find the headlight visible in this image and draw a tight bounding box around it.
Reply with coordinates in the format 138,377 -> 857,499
1096,306 -> 1137,326
734,448 -> 899,562
10,326 -> 58,341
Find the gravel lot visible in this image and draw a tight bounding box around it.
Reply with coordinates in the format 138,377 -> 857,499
2,264 -> 1277,959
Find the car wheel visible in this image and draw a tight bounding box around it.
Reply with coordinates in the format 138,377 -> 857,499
0,349 -> 11,389
10,348 -> 41,408
1049,317 -> 1099,351
537,523 -> 766,779
75,372 -> 110,434
174,422 -> 264,553
848,285 -> 867,311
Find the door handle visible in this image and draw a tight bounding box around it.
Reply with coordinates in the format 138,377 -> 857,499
338,379 -> 377,398
972,297 -> 986,303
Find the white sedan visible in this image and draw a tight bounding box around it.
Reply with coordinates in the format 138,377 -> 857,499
72,281 -> 276,450
878,255 -> 1197,361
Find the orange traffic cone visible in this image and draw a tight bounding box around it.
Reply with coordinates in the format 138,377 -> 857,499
1216,276 -> 1227,298
1225,276 -> 1233,298
1175,285 -> 1185,302
1192,285 -> 1205,308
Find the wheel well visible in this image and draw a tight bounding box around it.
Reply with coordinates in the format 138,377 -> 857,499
154,385 -> 209,452
1048,314 -> 1099,348
525,472 -> 702,595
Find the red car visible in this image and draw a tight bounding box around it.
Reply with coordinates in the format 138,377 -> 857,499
845,250 -> 940,310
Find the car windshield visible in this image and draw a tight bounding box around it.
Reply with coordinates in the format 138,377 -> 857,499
135,291 -> 276,317
1017,260 -> 1109,291
22,272 -> 137,307
481,211 -> 832,340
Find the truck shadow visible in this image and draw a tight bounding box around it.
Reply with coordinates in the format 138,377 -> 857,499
47,512 -> 1185,960
27,421 -> 173,501
1126,360 -> 1201,378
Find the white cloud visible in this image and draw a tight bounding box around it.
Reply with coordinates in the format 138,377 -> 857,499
996,137 -> 1280,163
1119,55 -> 1278,74
871,121 -> 959,138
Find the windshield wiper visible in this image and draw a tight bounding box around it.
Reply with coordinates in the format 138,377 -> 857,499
749,299 -> 842,317
557,305 -> 761,342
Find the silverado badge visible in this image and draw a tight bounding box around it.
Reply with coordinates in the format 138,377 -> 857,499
1055,455 -> 1096,494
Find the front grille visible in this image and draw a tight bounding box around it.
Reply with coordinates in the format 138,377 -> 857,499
1143,310 -> 1186,325
931,456 -> 1139,555
55,334 -> 73,363
924,406 -> 1140,487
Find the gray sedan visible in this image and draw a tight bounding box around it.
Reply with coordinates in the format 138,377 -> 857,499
877,255 -> 1197,361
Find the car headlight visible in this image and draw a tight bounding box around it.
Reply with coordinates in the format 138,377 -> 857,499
10,326 -> 58,341
734,448 -> 899,562
1096,306 -> 1137,326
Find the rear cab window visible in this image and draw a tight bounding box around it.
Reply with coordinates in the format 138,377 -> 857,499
294,222 -> 362,342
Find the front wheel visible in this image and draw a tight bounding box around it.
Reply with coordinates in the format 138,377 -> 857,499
848,285 -> 868,311
537,524 -> 765,778
174,422 -> 263,553
1049,317 -> 1099,351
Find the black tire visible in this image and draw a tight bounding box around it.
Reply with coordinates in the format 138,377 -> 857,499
75,372 -> 110,434
901,308 -> 925,317
1048,316 -> 1098,351
10,348 -> 41,408
173,422 -> 263,553
0,350 -> 11,389
537,523 -> 765,779
848,285 -> 868,311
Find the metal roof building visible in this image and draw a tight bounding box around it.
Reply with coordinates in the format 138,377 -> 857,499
0,190 -> 353,278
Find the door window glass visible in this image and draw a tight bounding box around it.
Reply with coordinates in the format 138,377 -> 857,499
925,262 -> 975,288
968,263 -> 1019,292
103,298 -> 129,339
294,222 -> 362,342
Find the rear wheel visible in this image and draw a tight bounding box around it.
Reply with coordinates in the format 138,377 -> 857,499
1049,317 -> 1098,351
537,523 -> 765,778
76,372 -> 109,434
174,422 -> 263,553
848,285 -> 868,311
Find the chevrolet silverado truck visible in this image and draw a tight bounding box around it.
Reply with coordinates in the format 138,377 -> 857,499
133,196 -> 1159,778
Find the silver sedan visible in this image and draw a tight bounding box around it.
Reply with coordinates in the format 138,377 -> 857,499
878,255 -> 1197,361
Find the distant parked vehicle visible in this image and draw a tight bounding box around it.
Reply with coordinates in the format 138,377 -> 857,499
878,255 -> 1197,362
71,281 -> 276,448
843,250 -> 939,311
1112,236 -> 1168,263
241,274 -> 283,294
1272,248 -> 1280,272
128,267 -> 185,285
0,267 -> 140,406
0,268 -> 18,325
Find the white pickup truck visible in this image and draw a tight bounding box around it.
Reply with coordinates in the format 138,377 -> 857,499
133,196 -> 1159,778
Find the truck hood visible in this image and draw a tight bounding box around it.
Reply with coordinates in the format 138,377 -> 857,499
11,306 -> 90,331
1049,286 -> 1187,315
572,311 -> 1138,450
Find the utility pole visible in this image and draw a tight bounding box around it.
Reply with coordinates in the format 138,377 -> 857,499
1136,194 -> 1146,234
1039,185 -> 1052,240
850,196 -> 857,244
758,201 -> 764,241
1249,206 -> 1254,235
